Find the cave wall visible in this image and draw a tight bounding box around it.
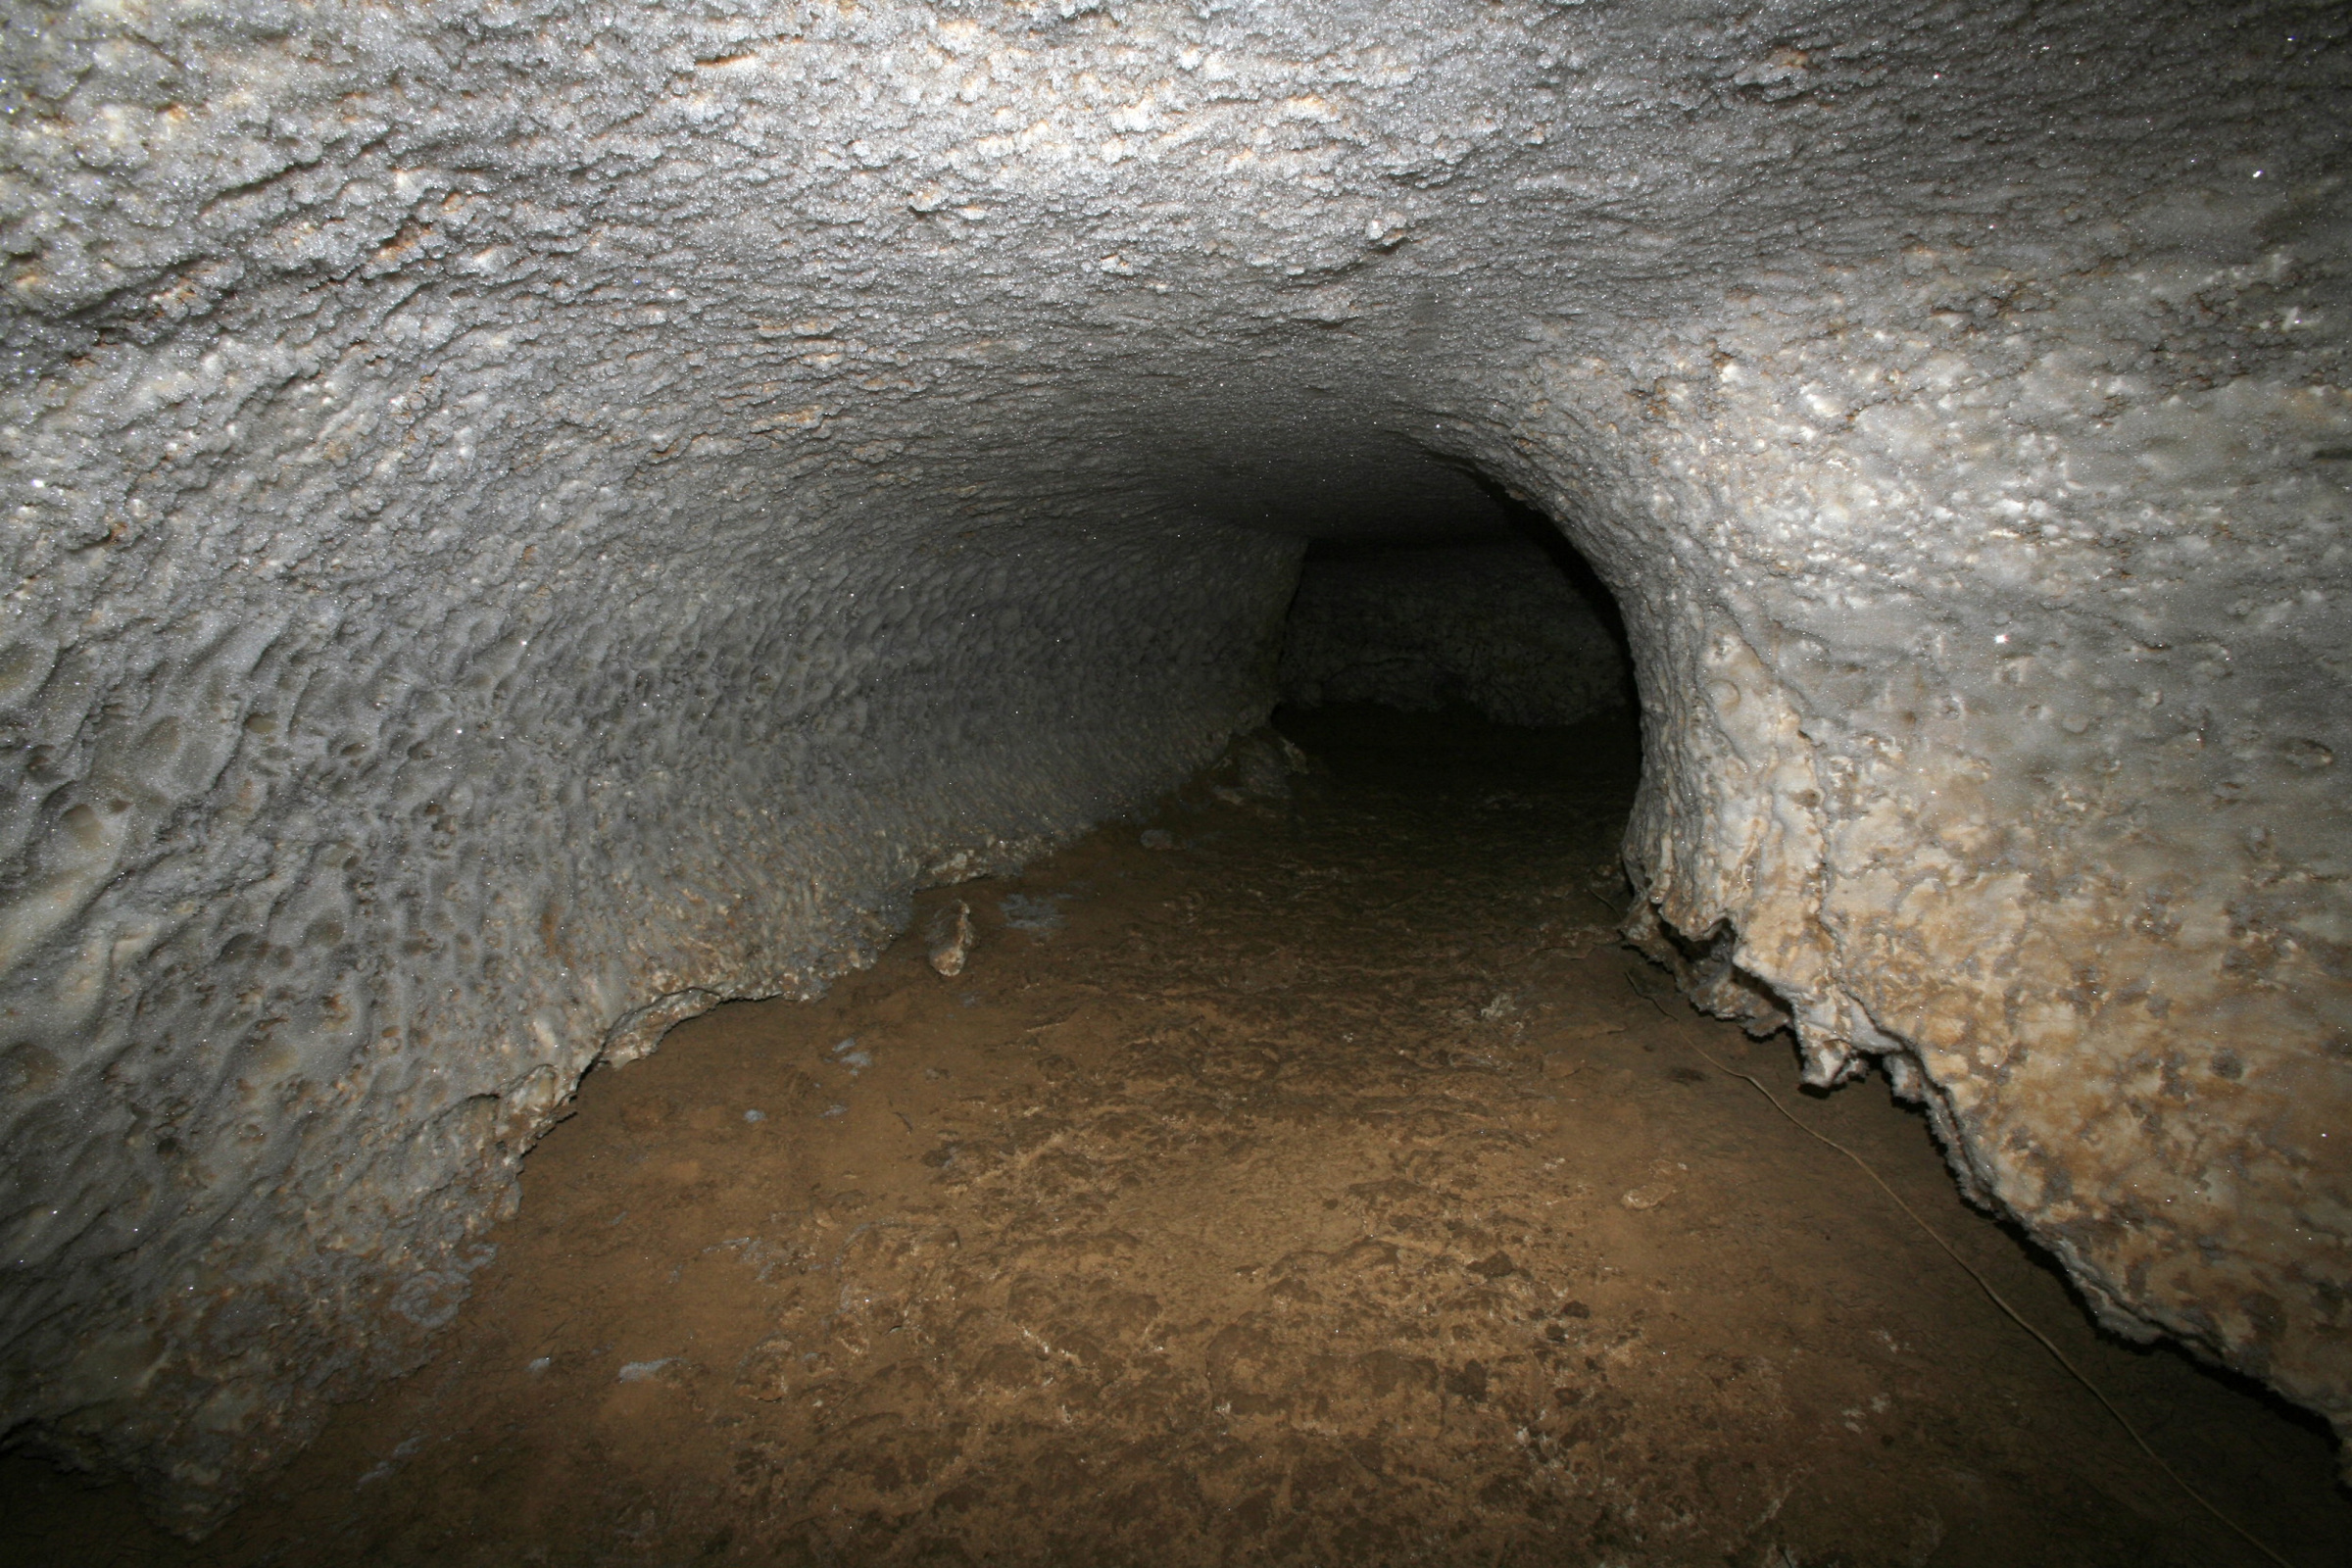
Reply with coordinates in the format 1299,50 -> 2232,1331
2,0 -> 2347,1520
0,504 -> 1296,1518
1277,539 -> 1629,726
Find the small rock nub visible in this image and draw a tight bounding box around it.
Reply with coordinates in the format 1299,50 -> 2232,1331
927,900 -> 976,977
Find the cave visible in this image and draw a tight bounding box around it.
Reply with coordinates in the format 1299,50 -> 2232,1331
2,0 -> 2348,1561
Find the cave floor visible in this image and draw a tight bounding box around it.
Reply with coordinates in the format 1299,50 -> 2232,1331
8,706 -> 2347,1567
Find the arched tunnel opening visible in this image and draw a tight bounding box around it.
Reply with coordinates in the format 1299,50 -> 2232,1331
6,448 -> 2346,1565
4,2 -> 2351,1564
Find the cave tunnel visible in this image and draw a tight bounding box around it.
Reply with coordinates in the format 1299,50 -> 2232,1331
2,0 -> 2350,1562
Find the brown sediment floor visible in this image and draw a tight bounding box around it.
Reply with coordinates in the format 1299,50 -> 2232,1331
6,706 -> 2346,1567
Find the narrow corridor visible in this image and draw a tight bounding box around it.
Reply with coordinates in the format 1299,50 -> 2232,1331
9,709 -> 2341,1567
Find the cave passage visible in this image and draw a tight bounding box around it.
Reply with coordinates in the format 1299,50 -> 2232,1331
11,0 -> 2349,1536
7,650 -> 2345,1564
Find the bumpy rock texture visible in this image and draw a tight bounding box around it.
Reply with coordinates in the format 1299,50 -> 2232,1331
2,0 -> 2347,1523
1278,539 -> 1630,726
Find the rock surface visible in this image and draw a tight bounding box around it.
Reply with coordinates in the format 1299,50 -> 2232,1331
2,0 -> 2347,1522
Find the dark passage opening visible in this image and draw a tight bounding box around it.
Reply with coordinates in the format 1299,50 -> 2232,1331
1275,529 -> 1636,732
6,501 -> 2347,1568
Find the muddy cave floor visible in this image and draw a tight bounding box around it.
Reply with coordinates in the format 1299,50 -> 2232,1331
8,705 -> 2350,1568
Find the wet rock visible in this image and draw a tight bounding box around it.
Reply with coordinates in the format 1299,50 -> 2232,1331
926,902 -> 977,978
998,894 -> 1069,938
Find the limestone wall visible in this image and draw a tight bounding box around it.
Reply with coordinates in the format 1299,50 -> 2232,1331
2,0 -> 2345,1521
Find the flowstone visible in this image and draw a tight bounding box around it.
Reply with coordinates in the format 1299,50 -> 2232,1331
2,0 -> 2346,1524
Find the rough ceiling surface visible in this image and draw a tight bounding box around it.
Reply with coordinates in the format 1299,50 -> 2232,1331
2,0 -> 2348,1526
